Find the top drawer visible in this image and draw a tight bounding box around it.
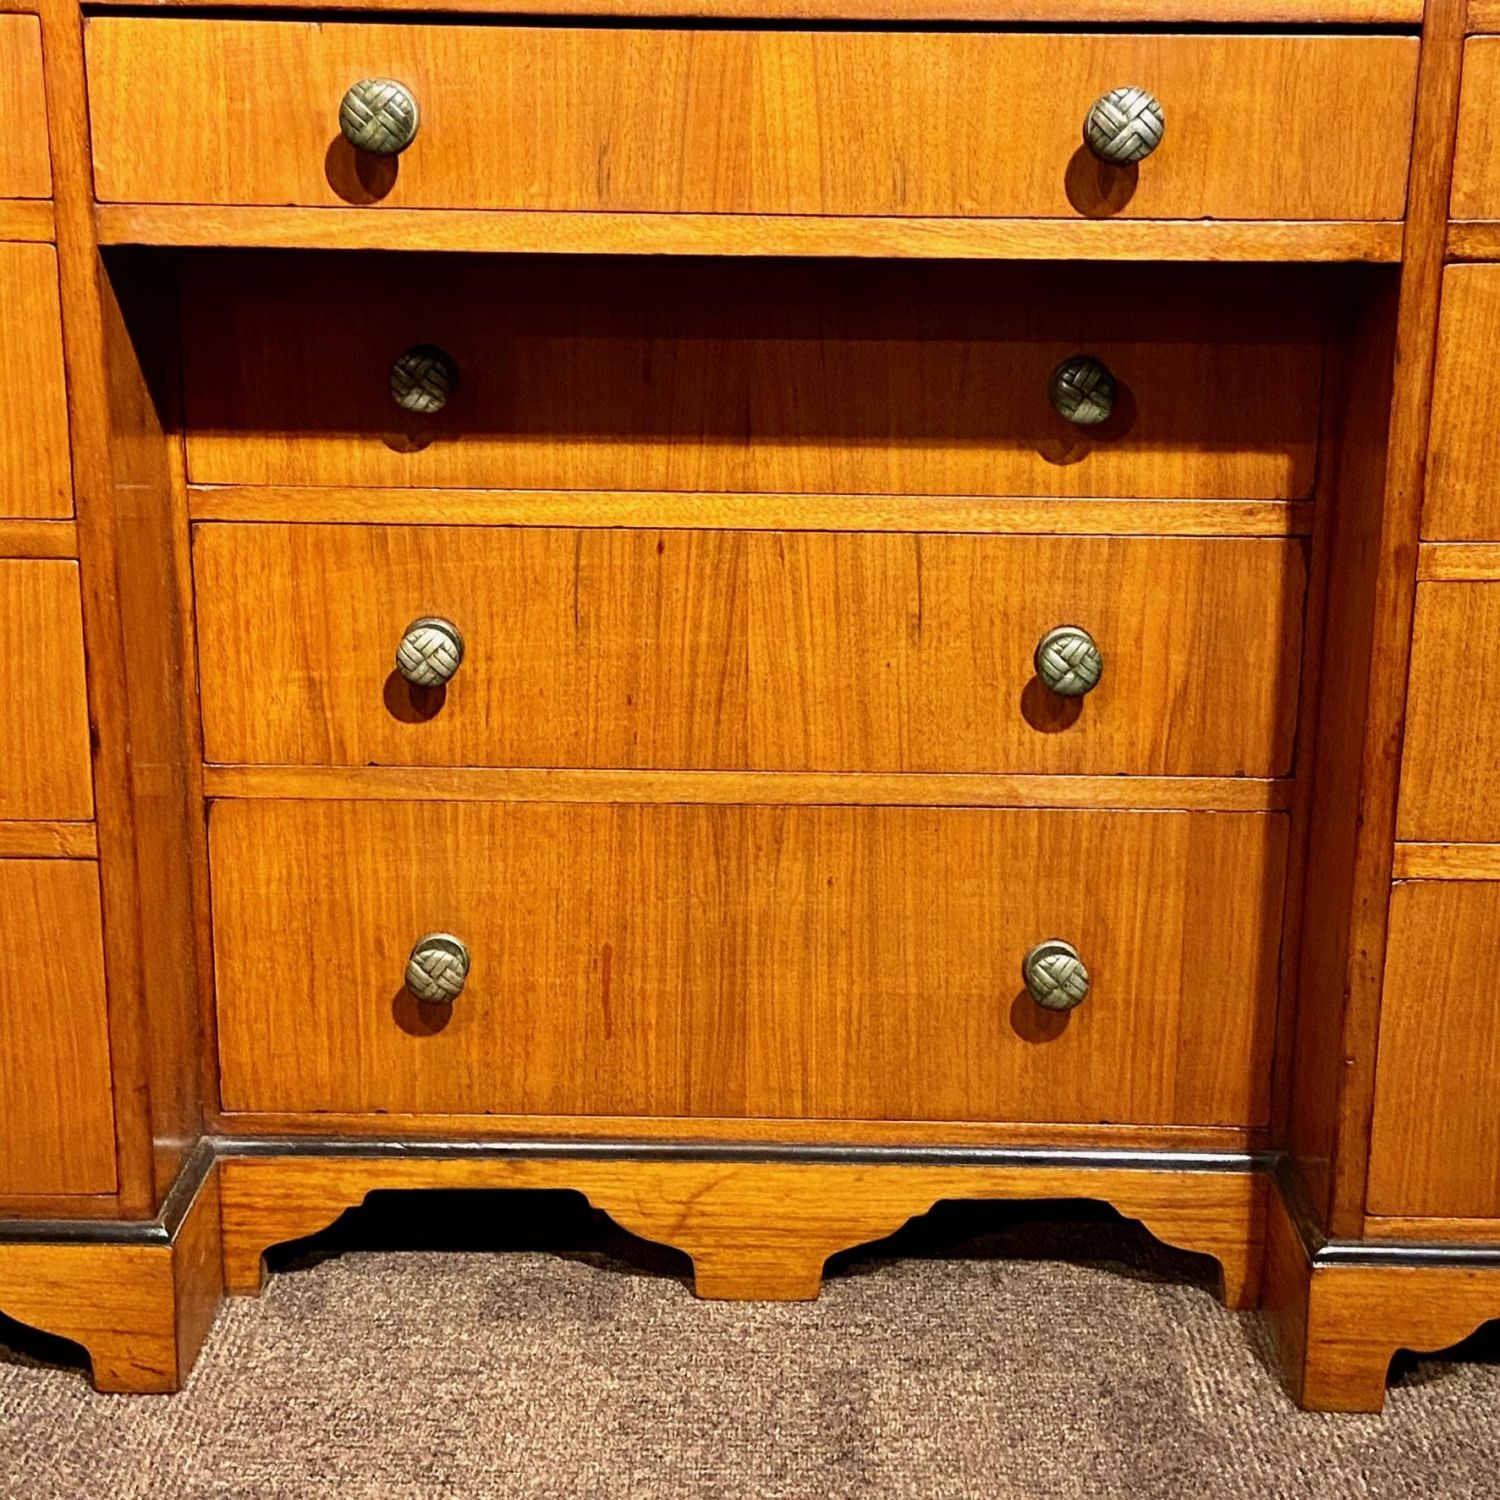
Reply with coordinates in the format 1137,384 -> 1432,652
85,21 -> 1417,221
0,15 -> 51,200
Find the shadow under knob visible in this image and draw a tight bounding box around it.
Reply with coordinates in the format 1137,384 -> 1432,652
405,933 -> 470,1004
390,344 -> 457,414
1084,86 -> 1165,165
1049,355 -> 1117,426
340,78 -> 420,156
396,616 -> 464,687
1022,940 -> 1090,1012
1035,625 -> 1103,698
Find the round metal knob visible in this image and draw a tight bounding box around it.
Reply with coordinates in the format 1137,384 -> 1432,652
390,345 -> 457,415
396,616 -> 464,687
1023,940 -> 1091,1012
405,933 -> 470,1004
1084,86 -> 1165,166
339,78 -> 420,156
1049,355 -> 1117,427
1034,625 -> 1103,698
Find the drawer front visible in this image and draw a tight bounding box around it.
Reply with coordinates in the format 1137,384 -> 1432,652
0,15 -> 51,200
1450,39 -> 1500,222
87,22 -> 1415,221
0,561 -> 93,820
1369,880 -> 1500,1220
182,257 -> 1323,501
1397,582 -> 1500,842
0,861 -> 116,1195
196,526 -> 1304,777
0,244 -> 72,519
212,801 -> 1286,1124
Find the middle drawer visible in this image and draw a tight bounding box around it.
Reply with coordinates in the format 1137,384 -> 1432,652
195,525 -> 1305,777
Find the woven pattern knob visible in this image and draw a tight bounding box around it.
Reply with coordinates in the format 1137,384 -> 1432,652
1085,87 -> 1165,165
405,933 -> 470,1004
396,616 -> 464,687
1023,940 -> 1091,1012
390,345 -> 456,415
339,79 -> 420,156
1035,625 -> 1103,698
1049,356 -> 1117,426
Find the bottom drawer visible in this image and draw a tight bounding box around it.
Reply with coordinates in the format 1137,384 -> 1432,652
212,801 -> 1286,1126
1370,880 -> 1500,1219
0,860 -> 116,1196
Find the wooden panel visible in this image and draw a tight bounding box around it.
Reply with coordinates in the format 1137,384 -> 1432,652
0,861 -> 116,1195
0,520 -> 76,558
211,800 -> 1287,1125
88,23 -> 1416,221
0,15 -> 51,200
96,204 -> 1407,264
195,526 -> 1304,777
1369,881 -> 1500,1219
1417,542 -> 1500,580
0,201 -> 53,241
1423,267 -> 1500,540
1397,582 -> 1500,841
1449,38 -> 1500,220
0,823 -> 97,859
0,243 -> 71,518
181,257 -> 1325,500
0,561 -> 93,820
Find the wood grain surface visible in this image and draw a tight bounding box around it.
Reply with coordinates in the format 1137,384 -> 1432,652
194,526 -> 1305,778
210,800 -> 1286,1126
181,257 -> 1326,500
0,860 -> 116,1195
0,15 -> 51,200
0,243 -> 72,519
1448,37 -> 1500,219
0,561 -> 94,821
87,23 -> 1417,221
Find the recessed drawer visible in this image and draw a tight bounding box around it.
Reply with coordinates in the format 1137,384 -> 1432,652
0,15 -> 51,200
1397,582 -> 1500,842
211,800 -> 1286,1124
0,561 -> 93,821
1369,880 -> 1500,1220
86,21 -> 1416,221
0,244 -> 72,519
0,860 -> 116,1196
181,257 -> 1324,501
195,525 -> 1305,778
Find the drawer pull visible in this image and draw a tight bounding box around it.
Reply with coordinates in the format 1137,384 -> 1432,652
1049,355 -> 1116,426
339,78 -> 420,156
1084,87 -> 1165,166
405,933 -> 471,1004
390,344 -> 457,415
1034,625 -> 1103,698
396,616 -> 464,687
1022,939 -> 1091,1012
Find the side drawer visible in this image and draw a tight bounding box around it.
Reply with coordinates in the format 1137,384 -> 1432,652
0,244 -> 73,519
1369,880 -> 1500,1220
0,15 -> 51,200
195,526 -> 1305,778
0,860 -> 116,1196
211,800 -> 1287,1126
87,21 -> 1416,221
1450,38 -> 1500,222
0,560 -> 93,820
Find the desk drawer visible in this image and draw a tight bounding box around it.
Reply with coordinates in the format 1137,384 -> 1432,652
181,257 -> 1324,501
195,525 -> 1304,778
0,561 -> 93,821
0,15 -> 51,201
87,21 -> 1415,221
0,245 -> 72,520
211,800 -> 1286,1125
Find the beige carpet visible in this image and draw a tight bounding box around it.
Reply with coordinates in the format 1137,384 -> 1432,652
2,1193 -> 1498,1499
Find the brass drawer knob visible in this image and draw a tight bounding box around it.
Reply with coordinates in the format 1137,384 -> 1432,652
340,78 -> 421,156
405,933 -> 470,1004
396,616 -> 464,687
1035,625 -> 1103,698
1085,86 -> 1165,165
390,344 -> 457,415
1023,940 -> 1091,1012
1049,355 -> 1116,426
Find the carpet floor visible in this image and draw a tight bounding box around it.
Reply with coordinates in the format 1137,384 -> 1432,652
1,1193 -> 1498,1500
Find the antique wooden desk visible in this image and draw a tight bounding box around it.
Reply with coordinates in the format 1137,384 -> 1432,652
0,0 -> 1496,1411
